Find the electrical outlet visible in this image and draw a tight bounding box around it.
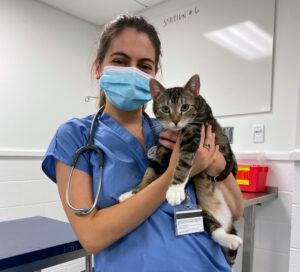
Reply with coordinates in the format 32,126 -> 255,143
223,127 -> 234,144
253,124 -> 265,143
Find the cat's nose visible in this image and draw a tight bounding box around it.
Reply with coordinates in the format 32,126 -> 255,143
173,120 -> 180,126
172,116 -> 180,126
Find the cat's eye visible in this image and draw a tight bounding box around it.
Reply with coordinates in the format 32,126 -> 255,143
181,104 -> 190,112
161,106 -> 170,113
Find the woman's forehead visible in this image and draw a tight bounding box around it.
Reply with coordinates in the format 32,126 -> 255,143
106,28 -> 156,62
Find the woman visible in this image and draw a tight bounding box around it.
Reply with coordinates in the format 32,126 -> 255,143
41,14 -> 244,272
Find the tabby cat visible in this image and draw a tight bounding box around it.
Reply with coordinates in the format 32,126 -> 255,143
119,74 -> 243,266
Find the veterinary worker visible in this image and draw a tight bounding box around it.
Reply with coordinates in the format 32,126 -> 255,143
41,14 -> 244,272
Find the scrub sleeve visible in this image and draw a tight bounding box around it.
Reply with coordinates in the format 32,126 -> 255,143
42,116 -> 93,183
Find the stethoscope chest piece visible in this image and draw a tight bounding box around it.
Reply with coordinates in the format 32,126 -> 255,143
147,145 -> 158,160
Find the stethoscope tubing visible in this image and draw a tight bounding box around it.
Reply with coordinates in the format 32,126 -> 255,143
66,106 -> 157,216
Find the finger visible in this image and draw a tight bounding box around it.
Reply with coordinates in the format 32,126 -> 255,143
199,124 -> 205,149
206,145 -> 218,166
208,145 -> 219,165
174,135 -> 182,151
212,145 -> 219,162
159,138 -> 176,149
160,129 -> 179,143
160,129 -> 179,139
176,133 -> 182,143
205,124 -> 213,143
210,132 -> 216,153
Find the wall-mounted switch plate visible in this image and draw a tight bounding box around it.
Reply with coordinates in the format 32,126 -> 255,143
223,127 -> 234,144
253,124 -> 265,143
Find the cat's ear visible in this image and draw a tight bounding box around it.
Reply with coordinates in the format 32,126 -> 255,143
149,78 -> 165,101
184,74 -> 200,96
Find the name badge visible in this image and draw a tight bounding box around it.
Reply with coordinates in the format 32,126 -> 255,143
173,190 -> 204,236
174,208 -> 204,236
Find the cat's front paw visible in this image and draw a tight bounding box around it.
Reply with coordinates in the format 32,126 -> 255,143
119,191 -> 134,202
166,184 -> 186,206
227,235 -> 243,250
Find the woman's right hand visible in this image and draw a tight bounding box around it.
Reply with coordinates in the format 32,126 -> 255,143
159,129 -> 181,177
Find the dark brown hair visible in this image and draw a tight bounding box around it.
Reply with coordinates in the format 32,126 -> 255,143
93,14 -> 162,108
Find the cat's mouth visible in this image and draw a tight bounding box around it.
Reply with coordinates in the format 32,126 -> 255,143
169,126 -> 182,131
157,120 -> 186,130
165,123 -> 185,131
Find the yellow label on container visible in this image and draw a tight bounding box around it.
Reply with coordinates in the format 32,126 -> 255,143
237,179 -> 250,185
238,166 -> 250,171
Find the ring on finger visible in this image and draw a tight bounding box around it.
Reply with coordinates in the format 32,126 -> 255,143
203,143 -> 211,150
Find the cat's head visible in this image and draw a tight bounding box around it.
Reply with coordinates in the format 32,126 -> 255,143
150,74 -> 200,130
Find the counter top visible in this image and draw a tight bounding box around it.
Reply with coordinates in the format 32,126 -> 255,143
242,186 -> 278,207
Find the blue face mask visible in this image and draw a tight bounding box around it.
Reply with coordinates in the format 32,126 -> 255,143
99,66 -> 153,111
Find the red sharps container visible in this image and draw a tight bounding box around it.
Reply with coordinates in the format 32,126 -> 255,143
236,165 -> 269,192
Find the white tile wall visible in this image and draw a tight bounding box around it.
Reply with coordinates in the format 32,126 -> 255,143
293,190 -> 300,205
256,220 -> 291,253
289,162 -> 300,271
265,161 -> 295,192
256,191 -> 293,223
0,180 -> 58,208
0,158 -> 45,181
294,163 -> 300,191
253,248 -> 289,272
290,249 -> 300,272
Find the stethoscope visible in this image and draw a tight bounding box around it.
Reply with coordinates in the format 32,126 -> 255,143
66,106 -> 159,216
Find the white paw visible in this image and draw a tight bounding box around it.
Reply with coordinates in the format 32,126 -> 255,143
227,235 -> 243,250
166,184 -> 186,206
119,191 -> 134,202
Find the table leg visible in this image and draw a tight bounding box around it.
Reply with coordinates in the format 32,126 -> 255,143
242,205 -> 256,272
85,255 -> 92,272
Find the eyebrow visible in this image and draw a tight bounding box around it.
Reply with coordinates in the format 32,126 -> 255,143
110,52 -> 155,65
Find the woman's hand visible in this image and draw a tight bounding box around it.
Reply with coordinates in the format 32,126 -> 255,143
159,130 -> 181,177
191,124 -> 226,177
159,125 -> 225,177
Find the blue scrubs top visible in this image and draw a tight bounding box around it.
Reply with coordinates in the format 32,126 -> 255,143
41,111 -> 231,272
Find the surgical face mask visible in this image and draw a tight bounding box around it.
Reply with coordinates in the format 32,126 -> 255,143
99,66 -> 153,111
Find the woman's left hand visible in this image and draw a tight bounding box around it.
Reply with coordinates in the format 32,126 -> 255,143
190,125 -> 221,177
159,124 -> 226,177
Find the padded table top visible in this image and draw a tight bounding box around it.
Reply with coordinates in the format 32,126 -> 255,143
0,216 -> 82,270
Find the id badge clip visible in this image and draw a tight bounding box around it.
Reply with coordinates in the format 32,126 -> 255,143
174,190 -> 204,236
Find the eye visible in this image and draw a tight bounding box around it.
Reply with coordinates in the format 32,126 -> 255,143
181,104 -> 190,112
111,59 -> 126,66
139,64 -> 153,73
161,106 -> 170,113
